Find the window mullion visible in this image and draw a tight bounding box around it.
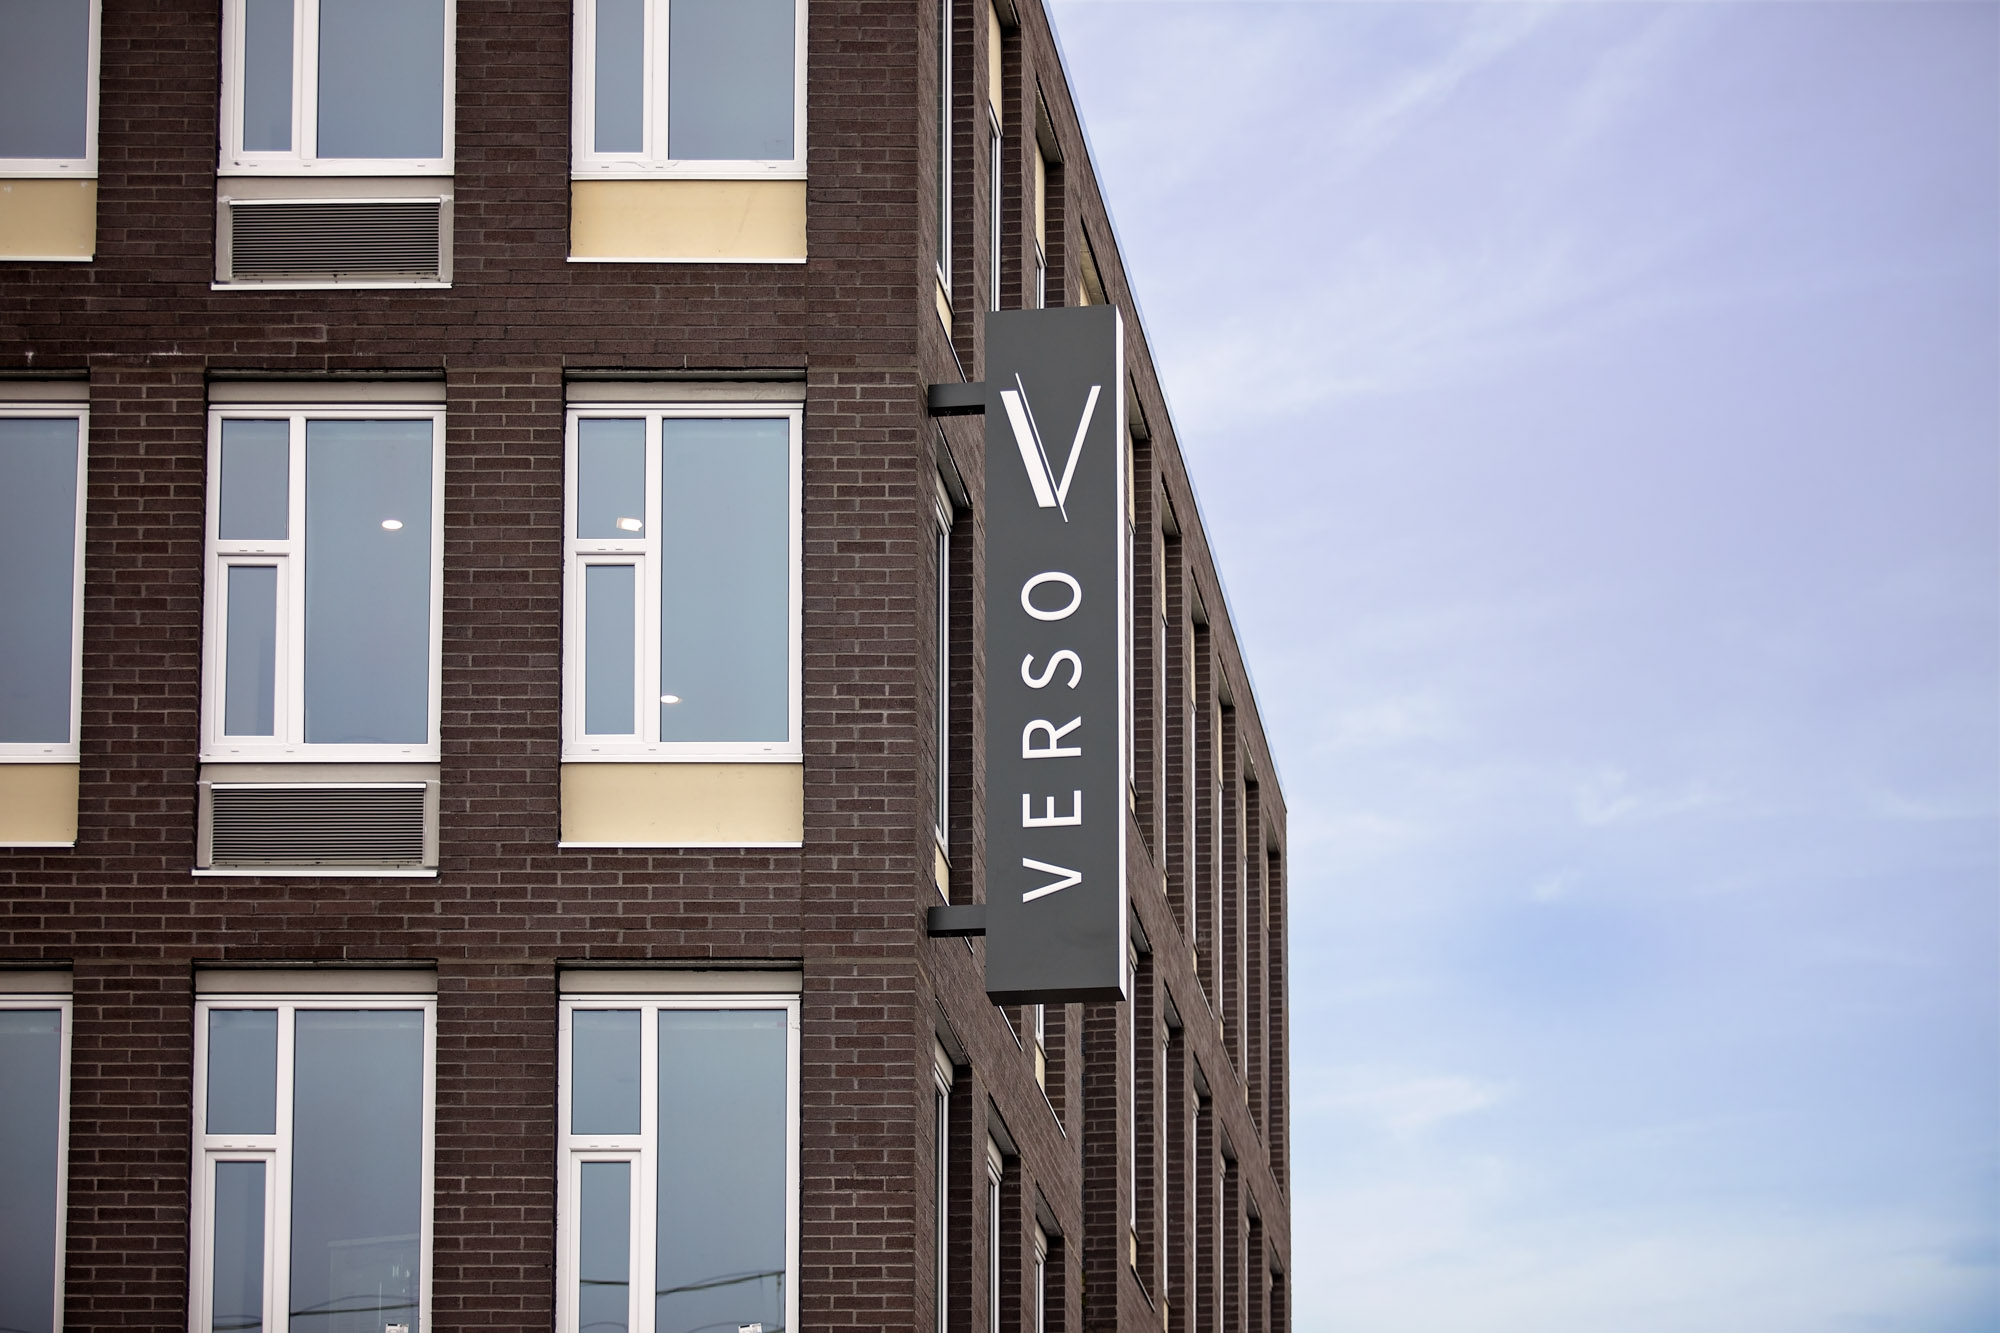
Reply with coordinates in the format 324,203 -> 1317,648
270,1004 -> 297,1333
285,420 -> 308,748
637,1003 -> 660,1333
642,417 -> 664,747
296,0 -> 318,166
646,0 -> 662,164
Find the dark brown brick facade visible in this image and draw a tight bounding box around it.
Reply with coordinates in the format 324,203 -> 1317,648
0,1 -> 1289,1329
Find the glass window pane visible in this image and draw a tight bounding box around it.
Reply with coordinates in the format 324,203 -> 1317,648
206,1009 -> 278,1135
576,418 -> 645,540
0,0 -> 90,160
578,1162 -> 632,1333
317,0 -> 446,160
0,1009 -> 61,1333
303,420 -> 432,745
656,1010 -> 787,1333
583,565 -> 637,737
0,418 -> 80,746
241,0 -> 294,153
224,567 -> 280,738
571,1009 -> 640,1135
593,0 -> 644,154
211,1160 -> 268,1333
291,1010 -> 424,1333
667,0 -> 795,161
657,419 -> 789,744
220,420 -> 290,539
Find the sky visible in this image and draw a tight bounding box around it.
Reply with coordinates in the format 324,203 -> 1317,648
1044,2 -> 1999,1329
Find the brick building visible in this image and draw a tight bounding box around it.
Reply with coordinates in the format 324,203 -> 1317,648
0,2 -> 1291,1332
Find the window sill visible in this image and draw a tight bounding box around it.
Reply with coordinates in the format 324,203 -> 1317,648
571,166 -> 806,182
557,839 -> 803,850
0,166 -> 97,180
210,279 -> 452,292
562,750 -> 802,763
218,163 -> 454,178
191,867 -> 438,878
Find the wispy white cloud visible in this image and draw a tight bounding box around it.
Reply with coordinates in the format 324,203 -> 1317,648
1572,766 -> 1725,828
1308,1064 -> 1516,1138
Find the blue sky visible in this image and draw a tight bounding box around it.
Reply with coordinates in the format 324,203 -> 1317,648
1046,3 -> 1999,1328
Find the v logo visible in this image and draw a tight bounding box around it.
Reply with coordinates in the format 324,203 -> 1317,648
999,374 -> 1101,522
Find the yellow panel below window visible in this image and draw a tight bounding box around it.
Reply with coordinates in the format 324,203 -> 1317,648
0,179 -> 96,260
570,179 -> 806,262
561,761 -> 804,846
0,764 -> 79,845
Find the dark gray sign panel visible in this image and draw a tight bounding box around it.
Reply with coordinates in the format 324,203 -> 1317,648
983,306 -> 1128,1003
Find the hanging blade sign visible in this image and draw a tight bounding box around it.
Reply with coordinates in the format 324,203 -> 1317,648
982,305 -> 1129,1003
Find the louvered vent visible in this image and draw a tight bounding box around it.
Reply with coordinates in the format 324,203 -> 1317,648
229,200 -> 443,281
208,784 -> 431,868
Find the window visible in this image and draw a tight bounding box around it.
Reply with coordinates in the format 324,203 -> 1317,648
203,407 -> 444,761
1032,147 -> 1047,309
0,406 -> 86,760
933,1056 -> 952,1333
572,0 -> 806,176
1031,1002 -> 1046,1091
0,0 -> 98,175
0,982 -> 70,1333
988,111 -> 1002,311
933,492 -> 952,847
191,984 -> 436,1333
221,0 -> 454,172
1031,1225 -> 1047,1333
986,1145 -> 1002,1333
559,990 -> 801,1333
564,406 -> 802,760
935,0 -> 952,291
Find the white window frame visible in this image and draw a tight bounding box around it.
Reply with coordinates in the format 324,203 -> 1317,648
219,0 -> 457,175
934,1054 -> 953,1333
556,991 -> 803,1333
0,404 -> 87,762
570,0 -> 808,180
0,0 -> 101,177
933,488 -> 952,844
1032,1224 -> 1047,1333
200,405 -> 446,763
986,1142 -> 1002,1333
0,986 -> 72,1333
562,404 -> 803,761
935,0 -> 952,294
189,991 -> 438,1333
987,108 -> 1002,312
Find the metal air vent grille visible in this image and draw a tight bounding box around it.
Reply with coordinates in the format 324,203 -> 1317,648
228,200 -> 443,280
208,783 -> 431,868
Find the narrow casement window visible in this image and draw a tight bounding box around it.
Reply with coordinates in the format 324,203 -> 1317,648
935,0 -> 952,291
986,1148 -> 1002,1333
223,0 -> 454,171
933,501 -> 951,846
573,0 -> 807,174
988,111 -> 1002,311
1031,1226 -> 1047,1333
564,407 -> 803,759
0,0 -> 98,172
1126,952 -> 1138,1248
1032,148 -> 1047,309
0,410 -> 86,759
560,995 -> 801,1333
1031,1002 -> 1047,1091
204,408 -> 444,761
192,994 -> 436,1333
934,1058 -> 953,1333
0,991 -> 70,1333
